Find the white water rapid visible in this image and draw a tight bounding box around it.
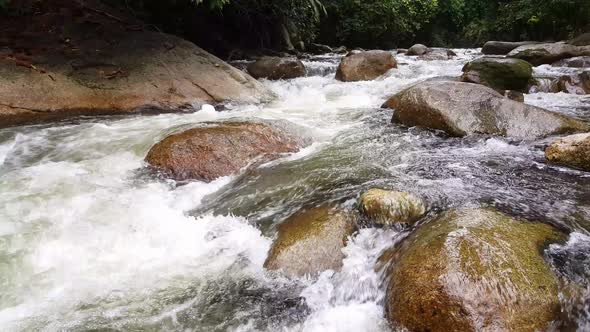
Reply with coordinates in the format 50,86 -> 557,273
1,50 -> 589,331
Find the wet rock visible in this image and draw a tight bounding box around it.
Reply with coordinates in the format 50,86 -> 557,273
0,5 -> 273,128
481,41 -> 539,55
461,57 -> 533,92
382,81 -> 590,139
335,50 -> 397,82
358,189 -> 425,226
545,133 -> 590,171
145,122 -> 303,182
504,90 -> 525,102
396,48 -> 408,54
552,56 -> 590,68
508,42 -> 590,66
418,48 -> 457,61
550,72 -> 590,95
332,46 -> 348,54
528,77 -> 557,93
406,44 -> 429,56
569,32 -> 590,46
264,206 -> 357,276
308,43 -> 334,54
247,57 -> 306,80
385,208 -> 565,332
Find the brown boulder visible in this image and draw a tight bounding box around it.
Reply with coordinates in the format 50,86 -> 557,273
335,50 -> 397,82
545,133 -> 590,171
550,72 -> 590,94
145,122 -> 303,182
247,57 -> 306,80
358,189 -> 426,226
264,206 -> 356,276
385,208 -> 565,332
0,3 -> 273,129
383,81 -> 590,139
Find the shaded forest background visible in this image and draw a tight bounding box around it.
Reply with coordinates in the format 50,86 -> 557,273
1,0 -> 589,58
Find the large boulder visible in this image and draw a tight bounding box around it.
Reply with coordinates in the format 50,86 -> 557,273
545,133 -> 590,171
247,57 -> 306,80
335,50 -> 397,82
382,81 -> 590,139
569,32 -> 590,46
406,44 -> 429,56
385,208 -> 565,332
145,122 -> 304,182
481,41 -> 539,55
508,42 -> 590,66
0,2 -> 273,128
264,206 -> 356,276
550,72 -> 590,94
552,56 -> 590,68
358,189 -> 426,226
461,57 -> 533,92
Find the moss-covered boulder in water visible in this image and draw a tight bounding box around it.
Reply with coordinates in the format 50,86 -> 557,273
461,57 -> 533,92
385,208 -> 565,332
359,189 -> 425,225
264,206 -> 356,276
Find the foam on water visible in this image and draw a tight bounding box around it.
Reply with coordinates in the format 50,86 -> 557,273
1,49 -> 589,331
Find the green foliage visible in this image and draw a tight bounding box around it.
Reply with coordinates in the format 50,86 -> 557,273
318,0 -> 589,47
321,0 -> 439,48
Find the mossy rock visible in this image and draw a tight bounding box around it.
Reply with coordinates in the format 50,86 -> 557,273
264,206 -> 356,276
385,208 -> 565,332
359,189 -> 425,226
461,57 -> 533,92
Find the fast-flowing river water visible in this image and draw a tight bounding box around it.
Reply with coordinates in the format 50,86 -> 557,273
1,50 -> 590,331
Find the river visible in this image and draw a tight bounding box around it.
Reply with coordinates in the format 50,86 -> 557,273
1,50 -> 590,331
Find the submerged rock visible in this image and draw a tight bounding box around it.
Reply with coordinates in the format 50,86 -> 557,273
418,48 -> 456,61
545,133 -> 590,171
264,206 -> 356,276
552,56 -> 590,68
335,50 -> 397,82
508,42 -> 590,66
145,122 -> 303,182
481,41 -> 539,55
382,81 -> 590,139
385,208 -> 565,332
550,72 -> 590,95
461,57 -> 533,92
359,189 -> 425,226
406,44 -> 429,56
247,57 -> 306,80
0,4 -> 273,128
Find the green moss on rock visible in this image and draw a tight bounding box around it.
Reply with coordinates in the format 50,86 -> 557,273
385,208 -> 565,332
264,206 -> 356,276
359,189 -> 425,225
461,57 -> 533,92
